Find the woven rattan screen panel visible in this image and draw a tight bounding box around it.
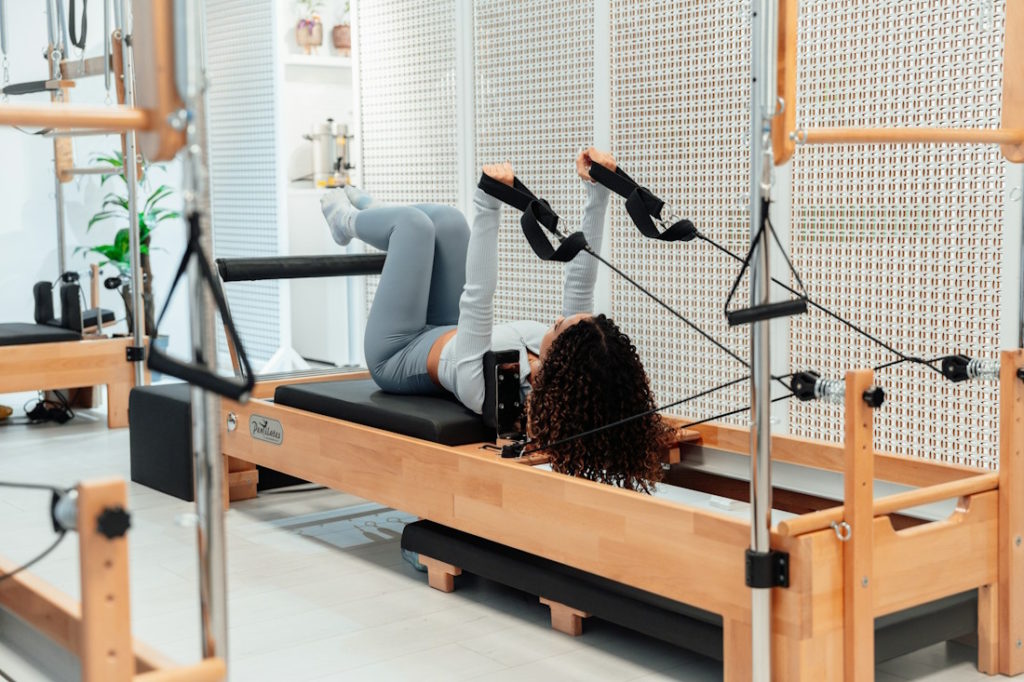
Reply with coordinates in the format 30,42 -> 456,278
473,0 -> 594,325
789,1 -> 1008,467
609,1 -> 754,421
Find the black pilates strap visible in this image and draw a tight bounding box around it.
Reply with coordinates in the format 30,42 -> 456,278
589,163 -> 697,243
69,0 -> 87,50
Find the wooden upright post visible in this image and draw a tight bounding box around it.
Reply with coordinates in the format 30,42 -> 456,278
1002,1 -> 1024,163
843,369 -> 875,681
772,0 -> 798,165
999,349 -> 1024,674
77,478 -> 133,682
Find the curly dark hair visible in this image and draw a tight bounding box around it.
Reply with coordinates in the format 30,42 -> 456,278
526,314 -> 669,493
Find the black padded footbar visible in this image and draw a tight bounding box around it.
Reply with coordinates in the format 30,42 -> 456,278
402,520 -> 979,665
274,379 -> 494,446
0,322 -> 81,347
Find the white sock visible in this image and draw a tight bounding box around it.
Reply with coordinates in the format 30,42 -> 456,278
344,185 -> 384,210
321,189 -> 359,246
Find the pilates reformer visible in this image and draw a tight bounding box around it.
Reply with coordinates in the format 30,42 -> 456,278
0,0 -> 153,427
1,0 -> 232,677
215,3 -> 1024,679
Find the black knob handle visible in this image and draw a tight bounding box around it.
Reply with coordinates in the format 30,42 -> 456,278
789,371 -> 820,402
97,506 -> 131,539
862,386 -> 886,409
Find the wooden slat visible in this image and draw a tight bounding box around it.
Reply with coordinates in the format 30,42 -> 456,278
873,490 -> 998,617
132,658 -> 225,682
0,103 -> 150,130
1000,349 -> 1024,674
843,370 -> 874,681
776,472 -> 1000,536
685,419 -> 984,486
1002,0 -> 1024,162
794,127 -> 1024,146
78,479 -> 133,682
772,0 -> 798,165
979,582 -> 999,675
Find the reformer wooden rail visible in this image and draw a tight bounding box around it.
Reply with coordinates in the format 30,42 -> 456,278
0,478 -> 225,682
771,0 -> 1024,164
219,350 -> 1024,680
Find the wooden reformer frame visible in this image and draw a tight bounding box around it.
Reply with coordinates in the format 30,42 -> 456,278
218,350 -> 1024,681
0,478 -> 225,681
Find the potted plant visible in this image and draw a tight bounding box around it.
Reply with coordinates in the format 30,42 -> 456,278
332,1 -> 351,56
77,151 -> 179,340
296,0 -> 324,55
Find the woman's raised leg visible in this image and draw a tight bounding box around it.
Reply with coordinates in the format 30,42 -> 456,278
412,204 -> 470,327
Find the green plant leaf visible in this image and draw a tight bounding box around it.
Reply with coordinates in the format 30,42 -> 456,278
89,244 -> 127,263
87,210 -> 118,230
102,193 -> 130,211
143,185 -> 173,214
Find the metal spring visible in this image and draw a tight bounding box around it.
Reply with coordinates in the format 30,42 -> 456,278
815,377 -> 845,405
968,358 -> 1000,381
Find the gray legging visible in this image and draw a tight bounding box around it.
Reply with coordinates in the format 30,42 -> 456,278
354,204 -> 468,395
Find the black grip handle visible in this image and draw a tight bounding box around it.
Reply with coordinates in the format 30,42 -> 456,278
3,80 -> 50,96
215,254 -> 387,282
147,345 -> 254,402
726,299 -> 808,327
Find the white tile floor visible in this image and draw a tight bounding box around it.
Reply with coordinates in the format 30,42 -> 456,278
0,399 -> 1001,681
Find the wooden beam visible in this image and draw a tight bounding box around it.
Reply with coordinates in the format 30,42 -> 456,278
132,658 -> 225,682
999,349 -> 1024,674
792,126 -> 1024,146
843,369 -> 874,681
78,479 -> 133,682
776,472 -> 1000,536
1002,0 -> 1024,162
772,0 -> 798,165
251,370 -> 370,400
0,103 -> 151,131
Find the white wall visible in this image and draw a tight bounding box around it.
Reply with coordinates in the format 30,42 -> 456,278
0,2 -> 191,375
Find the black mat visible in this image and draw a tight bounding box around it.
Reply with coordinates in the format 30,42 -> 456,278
0,322 -> 81,347
402,520 -> 979,665
274,379 -> 494,445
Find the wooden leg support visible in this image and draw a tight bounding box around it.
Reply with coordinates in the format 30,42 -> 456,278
418,555 -> 461,593
979,582 -> 999,674
723,618 -> 753,682
539,597 -> 590,637
226,456 -> 258,504
106,380 -> 130,429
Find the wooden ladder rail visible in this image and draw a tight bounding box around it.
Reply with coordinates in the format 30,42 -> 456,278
771,0 -> 1024,163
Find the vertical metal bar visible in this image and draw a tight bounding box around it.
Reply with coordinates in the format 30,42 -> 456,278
119,0 -> 145,387
0,0 -> 8,58
749,1 -> 778,679
45,0 -> 58,52
55,0 -> 70,55
179,0 -> 229,663
104,0 -> 111,92
53,174 -> 68,275
49,0 -> 67,277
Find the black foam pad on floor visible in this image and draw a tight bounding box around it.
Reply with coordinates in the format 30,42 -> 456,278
402,520 -> 979,665
0,322 -> 81,347
274,379 -> 494,445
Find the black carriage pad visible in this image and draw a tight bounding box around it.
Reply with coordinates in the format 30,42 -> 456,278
0,323 -> 82,347
274,379 -> 495,446
402,520 -> 979,665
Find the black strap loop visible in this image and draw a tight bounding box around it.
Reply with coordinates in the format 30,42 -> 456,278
69,0 -> 87,50
590,162 -> 697,242
477,173 -> 538,213
520,200 -> 589,263
588,162 -> 640,200
148,212 -> 255,402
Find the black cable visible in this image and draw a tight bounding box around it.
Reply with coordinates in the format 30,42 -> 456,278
681,393 -> 795,430
0,482 -> 70,585
0,531 -> 67,584
518,375 -> 750,457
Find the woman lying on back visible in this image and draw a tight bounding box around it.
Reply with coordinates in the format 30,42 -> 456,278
321,149 -> 670,492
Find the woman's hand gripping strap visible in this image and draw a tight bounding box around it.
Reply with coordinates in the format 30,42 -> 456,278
588,163 -> 697,243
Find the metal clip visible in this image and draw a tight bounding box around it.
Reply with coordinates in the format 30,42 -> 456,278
830,520 -> 852,542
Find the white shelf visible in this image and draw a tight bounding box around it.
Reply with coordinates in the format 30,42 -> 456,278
283,54 -> 352,69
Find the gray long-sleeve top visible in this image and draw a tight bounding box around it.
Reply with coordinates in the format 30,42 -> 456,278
437,180 -> 610,414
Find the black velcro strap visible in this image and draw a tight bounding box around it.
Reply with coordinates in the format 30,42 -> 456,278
624,188 -> 697,243
588,163 -> 640,199
478,173 -> 537,213
520,201 -> 588,263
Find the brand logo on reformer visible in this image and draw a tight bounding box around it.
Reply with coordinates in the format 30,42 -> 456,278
249,415 -> 283,445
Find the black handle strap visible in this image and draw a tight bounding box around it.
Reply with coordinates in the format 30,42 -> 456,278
149,212 -> 255,402
520,200 -> 589,262
477,173 -> 538,212
723,198 -> 809,327
590,162 -> 697,243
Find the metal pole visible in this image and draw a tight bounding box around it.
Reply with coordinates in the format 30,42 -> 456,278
119,0 -> 146,387
179,0 -> 229,662
47,0 -> 68,277
749,1 -> 778,679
